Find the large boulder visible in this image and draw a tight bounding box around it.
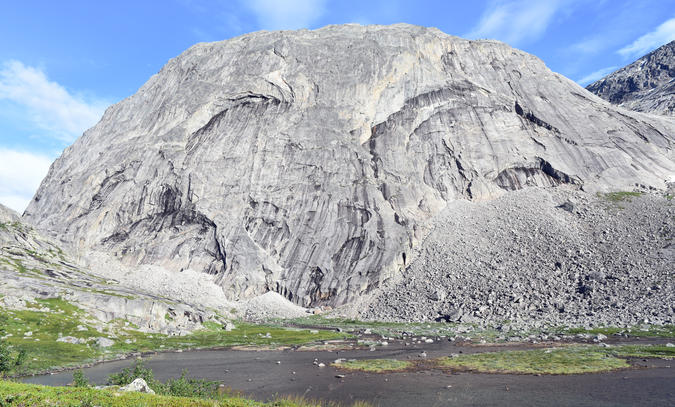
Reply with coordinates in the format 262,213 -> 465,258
119,378 -> 155,394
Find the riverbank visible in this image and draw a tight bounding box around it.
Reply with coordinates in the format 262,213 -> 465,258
23,337 -> 675,407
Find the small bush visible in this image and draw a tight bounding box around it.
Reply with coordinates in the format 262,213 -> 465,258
107,360 -> 161,391
107,361 -> 220,398
164,369 -> 219,398
0,316 -> 26,375
72,369 -> 89,387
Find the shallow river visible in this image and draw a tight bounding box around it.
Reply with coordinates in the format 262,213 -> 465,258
24,339 -> 675,406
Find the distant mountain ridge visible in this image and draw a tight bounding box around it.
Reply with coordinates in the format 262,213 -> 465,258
586,41 -> 674,116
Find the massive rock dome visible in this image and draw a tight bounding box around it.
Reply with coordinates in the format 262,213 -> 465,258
24,24 -> 675,308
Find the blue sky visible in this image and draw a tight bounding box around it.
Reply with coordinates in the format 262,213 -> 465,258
1,0 -> 674,212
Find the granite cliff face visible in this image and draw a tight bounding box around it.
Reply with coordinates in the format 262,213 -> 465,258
24,24 -> 675,309
587,41 -> 674,116
1,203 -> 218,334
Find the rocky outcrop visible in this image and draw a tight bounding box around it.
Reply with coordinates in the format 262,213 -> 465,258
0,203 -> 221,334
586,41 -> 674,116
23,24 -> 675,309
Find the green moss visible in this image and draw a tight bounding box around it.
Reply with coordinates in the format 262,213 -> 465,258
437,347 -> 629,374
0,222 -> 27,233
201,321 -> 223,331
82,287 -> 136,300
609,344 -> 675,359
557,324 -> 675,338
437,344 -> 674,375
110,322 -> 351,356
597,191 -> 642,202
335,358 -> 412,373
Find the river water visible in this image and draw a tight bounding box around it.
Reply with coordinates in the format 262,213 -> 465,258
24,339 -> 675,406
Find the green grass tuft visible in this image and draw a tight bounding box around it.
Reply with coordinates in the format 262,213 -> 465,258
335,358 -> 412,373
557,324 -> 675,338
609,344 -> 675,359
597,191 -> 642,203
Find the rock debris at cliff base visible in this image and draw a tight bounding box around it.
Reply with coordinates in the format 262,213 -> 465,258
358,186 -> 674,328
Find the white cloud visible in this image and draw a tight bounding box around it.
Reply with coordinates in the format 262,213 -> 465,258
569,36 -> 610,55
465,0 -> 572,46
577,66 -> 619,86
618,17 -> 675,59
243,0 -> 327,30
0,60 -> 107,142
0,149 -> 54,214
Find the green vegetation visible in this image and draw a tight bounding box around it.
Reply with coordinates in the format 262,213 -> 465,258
0,298 -> 350,376
72,369 -> 89,387
335,358 -> 412,373
438,347 -> 627,374
286,315 -> 675,345
106,360 -> 222,399
437,344 -> 674,374
600,191 -> 643,202
286,315 -> 460,338
609,344 -> 675,359
554,324 -> 675,338
333,344 -> 675,375
0,316 -> 25,375
597,191 -> 642,203
0,379 -> 372,407
0,221 -> 27,233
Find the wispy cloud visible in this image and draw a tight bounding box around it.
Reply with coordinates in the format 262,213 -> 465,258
577,66 -> 619,86
0,148 -> 54,214
569,36 -> 611,55
465,0 -> 574,46
243,0 -> 327,30
618,17 -> 675,59
0,60 -> 108,142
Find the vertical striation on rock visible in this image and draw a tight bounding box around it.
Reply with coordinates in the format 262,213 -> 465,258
23,24 -> 675,308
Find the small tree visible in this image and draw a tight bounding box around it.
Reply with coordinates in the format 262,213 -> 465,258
107,360 -> 162,392
0,316 -> 26,376
73,369 -> 89,387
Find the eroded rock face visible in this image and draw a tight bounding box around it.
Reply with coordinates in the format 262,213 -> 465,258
0,203 -> 219,334
586,41 -> 674,116
24,24 -> 675,308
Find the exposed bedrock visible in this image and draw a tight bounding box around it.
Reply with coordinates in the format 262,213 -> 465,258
587,40 -> 674,116
24,24 -> 675,308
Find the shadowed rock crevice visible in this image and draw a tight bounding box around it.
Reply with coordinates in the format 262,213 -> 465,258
494,158 -> 581,191
514,101 -> 560,133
